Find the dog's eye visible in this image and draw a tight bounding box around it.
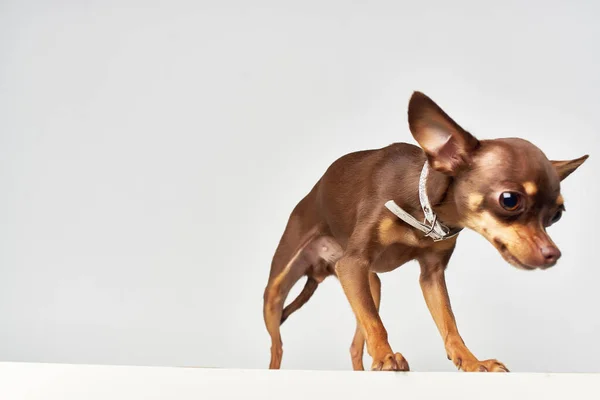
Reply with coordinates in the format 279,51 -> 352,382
551,210 -> 562,224
499,192 -> 521,211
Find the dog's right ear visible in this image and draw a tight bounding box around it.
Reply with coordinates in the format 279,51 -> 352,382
408,91 -> 479,175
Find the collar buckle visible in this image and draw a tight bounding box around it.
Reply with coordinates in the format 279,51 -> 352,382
384,162 -> 463,242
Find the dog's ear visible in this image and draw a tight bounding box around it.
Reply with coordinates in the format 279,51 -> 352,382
408,91 -> 479,175
551,155 -> 589,181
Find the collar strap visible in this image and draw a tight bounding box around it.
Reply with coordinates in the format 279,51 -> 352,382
384,162 -> 463,242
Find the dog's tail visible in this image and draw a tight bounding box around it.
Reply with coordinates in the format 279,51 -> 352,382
280,278 -> 318,325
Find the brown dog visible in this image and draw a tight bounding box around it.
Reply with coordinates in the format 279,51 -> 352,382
263,91 -> 588,372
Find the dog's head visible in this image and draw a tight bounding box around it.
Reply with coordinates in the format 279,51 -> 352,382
408,91 -> 588,269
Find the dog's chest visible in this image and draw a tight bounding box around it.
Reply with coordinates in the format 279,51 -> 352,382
371,244 -> 418,273
377,217 -> 433,248
371,217 -> 457,273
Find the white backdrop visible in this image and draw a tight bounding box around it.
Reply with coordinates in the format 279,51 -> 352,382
0,0 -> 598,372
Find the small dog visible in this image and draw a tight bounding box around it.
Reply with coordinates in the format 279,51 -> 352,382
263,91 -> 588,372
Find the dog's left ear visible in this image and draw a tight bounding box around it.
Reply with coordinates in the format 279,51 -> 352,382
408,91 -> 479,175
551,155 -> 589,181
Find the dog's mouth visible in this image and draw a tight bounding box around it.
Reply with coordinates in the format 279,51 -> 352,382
495,244 -> 557,270
487,237 -> 536,270
498,248 -> 536,270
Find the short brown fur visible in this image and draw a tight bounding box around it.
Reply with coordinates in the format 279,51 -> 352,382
263,91 -> 588,371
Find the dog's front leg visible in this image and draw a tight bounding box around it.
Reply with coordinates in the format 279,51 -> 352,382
418,252 -> 509,372
336,252 -> 409,371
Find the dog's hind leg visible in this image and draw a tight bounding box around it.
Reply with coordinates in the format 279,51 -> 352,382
264,233 -> 343,369
281,236 -> 343,325
263,214 -> 320,369
349,272 -> 381,371
280,277 -> 318,325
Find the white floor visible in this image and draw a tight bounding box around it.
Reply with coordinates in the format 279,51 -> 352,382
1,362 -> 599,400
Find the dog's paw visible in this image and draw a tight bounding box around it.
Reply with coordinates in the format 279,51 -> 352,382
371,352 -> 410,371
454,358 -> 509,372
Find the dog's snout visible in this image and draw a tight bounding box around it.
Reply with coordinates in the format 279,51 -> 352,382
540,245 -> 561,266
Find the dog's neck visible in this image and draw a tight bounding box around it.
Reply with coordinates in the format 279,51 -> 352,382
424,166 -> 461,229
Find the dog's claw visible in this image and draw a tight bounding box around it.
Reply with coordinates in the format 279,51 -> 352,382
371,353 -> 410,372
454,358 -> 509,372
395,353 -> 410,371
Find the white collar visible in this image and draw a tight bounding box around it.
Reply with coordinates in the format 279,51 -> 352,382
384,162 -> 462,242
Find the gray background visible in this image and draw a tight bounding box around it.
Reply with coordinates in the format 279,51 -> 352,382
0,0 -> 598,372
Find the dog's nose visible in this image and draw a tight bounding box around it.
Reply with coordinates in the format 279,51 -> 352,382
540,245 -> 561,265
